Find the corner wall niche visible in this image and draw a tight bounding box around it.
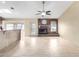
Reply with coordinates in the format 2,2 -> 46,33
38,18 -> 59,37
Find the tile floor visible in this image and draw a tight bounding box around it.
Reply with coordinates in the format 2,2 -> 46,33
0,36 -> 79,57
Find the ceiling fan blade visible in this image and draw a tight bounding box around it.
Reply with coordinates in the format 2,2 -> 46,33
36,1 -> 52,16
38,11 -> 42,12
47,14 -> 51,15
36,11 -> 43,15
46,11 -> 51,15
36,12 -> 42,15
46,13 -> 51,15
46,11 -> 51,12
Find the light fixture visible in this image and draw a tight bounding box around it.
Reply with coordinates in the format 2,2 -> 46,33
0,9 -> 12,14
41,1 -> 46,17
36,1 -> 51,17
41,11 -> 46,17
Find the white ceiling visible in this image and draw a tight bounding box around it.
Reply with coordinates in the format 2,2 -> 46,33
0,1 -> 73,18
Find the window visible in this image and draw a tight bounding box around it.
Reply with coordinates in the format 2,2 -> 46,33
16,24 -> 24,30
5,23 -> 24,30
16,24 -> 22,29
31,23 -> 36,35
21,24 -> 24,30
6,24 -> 14,30
50,21 -> 57,32
49,19 -> 59,35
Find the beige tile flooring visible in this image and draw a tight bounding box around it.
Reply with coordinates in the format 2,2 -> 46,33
0,36 -> 79,57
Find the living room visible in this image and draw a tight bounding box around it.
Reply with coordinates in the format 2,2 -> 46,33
0,1 -> 79,57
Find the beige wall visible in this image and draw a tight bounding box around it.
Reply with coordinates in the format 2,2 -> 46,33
59,2 -> 79,45
25,18 -> 38,36
24,19 -> 31,36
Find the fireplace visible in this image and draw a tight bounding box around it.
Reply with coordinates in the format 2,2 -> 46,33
38,18 -> 59,36
38,26 -> 48,34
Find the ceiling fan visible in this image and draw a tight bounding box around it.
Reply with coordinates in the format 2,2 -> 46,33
36,1 -> 51,17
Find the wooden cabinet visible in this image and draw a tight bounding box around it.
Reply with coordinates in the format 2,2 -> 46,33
38,18 -> 59,36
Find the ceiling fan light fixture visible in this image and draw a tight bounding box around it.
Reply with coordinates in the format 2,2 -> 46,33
41,12 -> 46,16
36,1 -> 51,17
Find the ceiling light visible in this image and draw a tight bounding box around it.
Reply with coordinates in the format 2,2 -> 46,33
36,1 -> 51,17
3,9 -> 12,14
0,9 -> 12,14
41,12 -> 46,17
